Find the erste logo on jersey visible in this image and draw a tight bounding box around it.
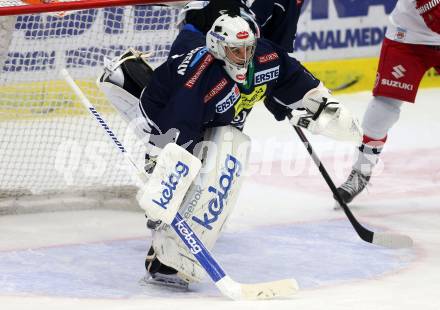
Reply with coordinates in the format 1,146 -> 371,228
254,66 -> 280,85
257,52 -> 279,64
215,84 -> 240,113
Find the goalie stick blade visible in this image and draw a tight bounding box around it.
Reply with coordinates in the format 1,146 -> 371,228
216,276 -> 299,300
240,278 -> 299,300
373,232 -> 414,249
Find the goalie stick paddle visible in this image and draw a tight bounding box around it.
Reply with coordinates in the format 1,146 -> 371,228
61,68 -> 298,300
287,113 -> 413,249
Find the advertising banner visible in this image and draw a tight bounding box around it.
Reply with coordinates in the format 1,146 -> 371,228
295,0 -> 397,61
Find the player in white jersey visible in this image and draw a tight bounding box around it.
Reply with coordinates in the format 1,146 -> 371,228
387,0 -> 440,44
336,0 -> 440,204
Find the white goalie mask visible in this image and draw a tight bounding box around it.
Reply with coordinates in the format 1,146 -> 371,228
206,14 -> 257,83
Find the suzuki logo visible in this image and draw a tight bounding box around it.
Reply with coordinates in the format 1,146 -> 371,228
391,65 -> 406,79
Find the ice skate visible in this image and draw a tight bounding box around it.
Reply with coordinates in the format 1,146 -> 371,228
141,246 -> 189,290
335,169 -> 370,207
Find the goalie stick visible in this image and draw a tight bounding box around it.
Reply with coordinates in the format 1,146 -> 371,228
288,113 -> 413,249
60,68 -> 298,300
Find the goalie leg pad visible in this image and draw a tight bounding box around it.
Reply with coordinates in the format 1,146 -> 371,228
137,143 -> 202,225
98,80 -> 143,124
98,48 -> 154,98
151,126 -> 251,283
97,48 -> 154,139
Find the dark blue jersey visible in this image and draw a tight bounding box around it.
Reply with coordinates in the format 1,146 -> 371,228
182,0 -> 303,52
140,28 -> 319,152
251,0 -> 304,52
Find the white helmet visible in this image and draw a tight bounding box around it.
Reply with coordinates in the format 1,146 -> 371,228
206,14 -> 257,83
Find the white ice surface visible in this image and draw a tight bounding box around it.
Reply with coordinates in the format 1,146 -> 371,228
0,89 -> 439,309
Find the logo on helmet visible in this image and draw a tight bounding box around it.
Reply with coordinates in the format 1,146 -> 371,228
236,74 -> 246,81
236,31 -> 249,39
209,30 -> 225,41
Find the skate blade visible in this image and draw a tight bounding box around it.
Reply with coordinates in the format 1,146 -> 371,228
140,274 -> 189,291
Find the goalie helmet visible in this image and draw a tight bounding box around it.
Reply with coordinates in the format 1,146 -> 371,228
206,14 -> 257,83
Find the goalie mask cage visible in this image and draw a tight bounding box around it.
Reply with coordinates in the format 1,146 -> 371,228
0,0 -> 185,213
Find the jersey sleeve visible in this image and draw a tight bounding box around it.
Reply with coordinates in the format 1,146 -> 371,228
139,61 -> 206,153
251,0 -> 303,52
261,40 -> 321,121
139,29 -> 216,154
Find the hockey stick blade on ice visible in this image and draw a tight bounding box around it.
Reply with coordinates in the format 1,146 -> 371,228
288,113 -> 413,249
61,68 -> 299,300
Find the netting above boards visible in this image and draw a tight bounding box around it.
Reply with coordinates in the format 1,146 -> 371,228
0,2 -> 181,207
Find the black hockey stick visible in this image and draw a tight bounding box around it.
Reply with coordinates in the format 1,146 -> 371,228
287,113 -> 413,249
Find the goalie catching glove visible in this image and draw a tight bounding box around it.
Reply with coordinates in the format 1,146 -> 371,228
289,83 -> 363,144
